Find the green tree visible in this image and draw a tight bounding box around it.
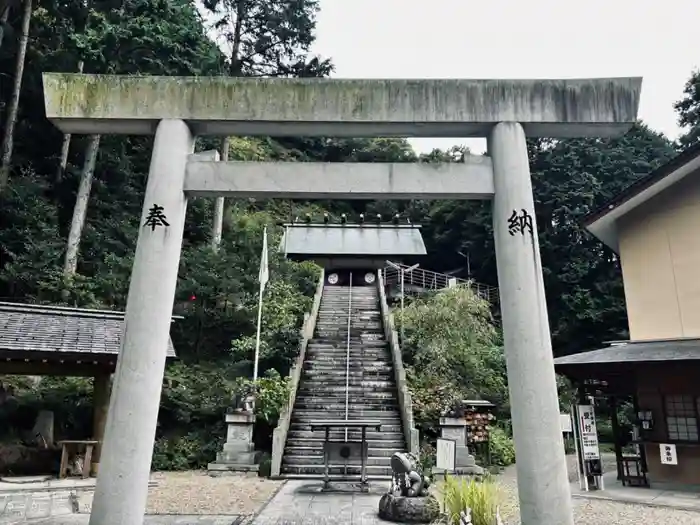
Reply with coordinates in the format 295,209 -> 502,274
674,70 -> 700,150
415,126 -> 675,356
399,287 -> 508,436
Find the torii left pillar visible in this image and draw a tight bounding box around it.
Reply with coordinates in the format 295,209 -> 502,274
89,119 -> 193,525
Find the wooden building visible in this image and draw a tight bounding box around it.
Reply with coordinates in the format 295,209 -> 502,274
554,142 -> 700,490
0,301 -> 178,475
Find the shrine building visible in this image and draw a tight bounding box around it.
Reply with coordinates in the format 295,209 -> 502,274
554,142 -> 700,490
280,220 -> 426,287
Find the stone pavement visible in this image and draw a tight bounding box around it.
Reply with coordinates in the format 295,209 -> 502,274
571,471 -> 700,513
251,480 -> 391,525
25,515 -> 243,525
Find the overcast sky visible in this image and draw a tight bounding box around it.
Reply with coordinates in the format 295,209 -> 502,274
311,0 -> 700,153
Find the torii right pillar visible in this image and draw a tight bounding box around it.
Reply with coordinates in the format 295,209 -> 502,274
489,122 -> 573,524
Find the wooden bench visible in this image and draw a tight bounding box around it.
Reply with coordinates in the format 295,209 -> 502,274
58,440 -> 99,479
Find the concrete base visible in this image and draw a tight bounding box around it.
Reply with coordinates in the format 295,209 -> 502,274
378,493 -> 440,524
0,477 -> 158,521
437,416 -> 484,476
571,471 -> 700,513
207,463 -> 259,475
207,412 -> 258,474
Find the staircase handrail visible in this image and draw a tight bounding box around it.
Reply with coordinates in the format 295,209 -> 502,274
271,269 -> 325,477
377,269 -> 419,454
383,261 -> 499,304
344,273 -> 353,441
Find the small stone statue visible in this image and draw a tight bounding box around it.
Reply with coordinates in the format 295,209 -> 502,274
390,452 -> 431,497
228,383 -> 256,414
379,451 -> 438,523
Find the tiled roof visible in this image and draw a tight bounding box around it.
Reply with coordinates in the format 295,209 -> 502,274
280,224 -> 427,257
0,302 -> 177,359
553,338 -> 700,367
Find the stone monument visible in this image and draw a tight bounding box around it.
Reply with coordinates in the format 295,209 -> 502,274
378,452 -> 439,524
435,416 -> 484,477
208,389 -> 258,474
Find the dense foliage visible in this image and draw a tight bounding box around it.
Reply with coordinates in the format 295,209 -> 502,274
0,0 -> 698,471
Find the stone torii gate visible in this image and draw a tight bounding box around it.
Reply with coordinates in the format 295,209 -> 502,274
42,74 -> 641,525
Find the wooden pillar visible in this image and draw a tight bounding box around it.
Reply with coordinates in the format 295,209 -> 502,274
92,373 -> 112,476
609,396 -> 624,481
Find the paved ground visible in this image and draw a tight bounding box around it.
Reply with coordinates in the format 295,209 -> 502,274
27,516 -> 243,525
17,455 -> 700,524
251,480 -> 390,525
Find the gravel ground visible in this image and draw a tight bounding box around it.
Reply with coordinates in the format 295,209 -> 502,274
494,455 -> 700,525
145,471 -> 283,516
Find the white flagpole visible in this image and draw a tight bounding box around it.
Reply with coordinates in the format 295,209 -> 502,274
253,226 -> 269,384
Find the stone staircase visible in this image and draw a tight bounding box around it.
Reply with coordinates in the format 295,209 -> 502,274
281,284 -> 406,478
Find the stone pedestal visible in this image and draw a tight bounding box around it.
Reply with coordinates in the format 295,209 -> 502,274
435,417 -> 483,476
378,493 -> 440,524
207,412 -> 259,474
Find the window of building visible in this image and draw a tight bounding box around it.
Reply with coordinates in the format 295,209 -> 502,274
665,395 -> 699,442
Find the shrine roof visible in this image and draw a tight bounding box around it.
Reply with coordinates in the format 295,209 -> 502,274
279,224 -> 427,258
0,302 -> 178,361
583,141 -> 700,253
554,337 -> 700,369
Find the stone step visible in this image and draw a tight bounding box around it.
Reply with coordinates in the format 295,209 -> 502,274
304,367 -> 394,378
293,407 -> 400,416
287,430 -> 404,441
293,401 -> 399,410
284,446 -> 400,458
314,324 -> 383,330
307,345 -> 387,351
284,441 -> 406,458
298,381 -> 396,392
282,454 -> 395,467
317,310 -> 380,315
289,422 -> 403,433
303,357 -> 391,365
298,378 -> 396,388
280,464 -> 394,477
312,330 -> 384,334
317,312 -> 380,317
303,362 -> 394,371
301,360 -> 392,367
279,472 -> 392,481
304,353 -> 389,359
295,393 -> 398,403
309,343 -> 386,347
301,367 -> 393,375
307,344 -> 388,350
302,374 -> 396,386
301,367 -> 391,375
292,412 -> 402,423
285,438 -> 405,449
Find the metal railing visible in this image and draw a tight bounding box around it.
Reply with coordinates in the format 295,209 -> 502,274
383,262 -> 499,305
344,273 -> 353,441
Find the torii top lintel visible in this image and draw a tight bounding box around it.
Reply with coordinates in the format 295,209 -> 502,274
42,74 -> 641,138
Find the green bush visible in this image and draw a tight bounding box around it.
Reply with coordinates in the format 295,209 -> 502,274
1,360 -> 291,472
418,442 -> 436,473
438,475 -> 502,525
488,426 -> 515,467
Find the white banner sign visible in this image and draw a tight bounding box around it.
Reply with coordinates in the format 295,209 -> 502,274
577,404 -> 600,460
660,443 -> 678,465
436,438 -> 456,471
560,413 -> 573,433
